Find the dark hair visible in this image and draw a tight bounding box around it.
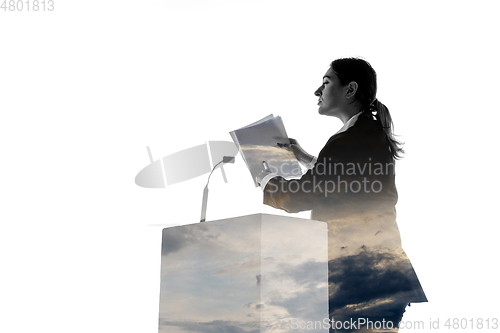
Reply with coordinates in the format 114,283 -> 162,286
330,58 -> 404,159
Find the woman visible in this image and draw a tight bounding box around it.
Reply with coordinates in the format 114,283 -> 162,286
258,58 -> 427,332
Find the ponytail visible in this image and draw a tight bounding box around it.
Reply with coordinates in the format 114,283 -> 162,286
330,57 -> 405,159
369,99 -> 404,159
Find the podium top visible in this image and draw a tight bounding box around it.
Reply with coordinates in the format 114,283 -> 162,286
162,212 -> 326,230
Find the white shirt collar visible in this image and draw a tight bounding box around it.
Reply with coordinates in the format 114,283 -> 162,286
335,111 -> 363,134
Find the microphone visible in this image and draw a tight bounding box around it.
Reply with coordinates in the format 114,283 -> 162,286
200,156 -> 235,222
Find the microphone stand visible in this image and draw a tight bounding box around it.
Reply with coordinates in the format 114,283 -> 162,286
200,156 -> 234,222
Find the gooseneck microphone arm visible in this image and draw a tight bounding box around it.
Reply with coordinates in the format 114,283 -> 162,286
200,156 -> 235,222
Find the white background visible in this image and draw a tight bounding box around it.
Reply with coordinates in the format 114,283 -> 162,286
1,0 -> 499,332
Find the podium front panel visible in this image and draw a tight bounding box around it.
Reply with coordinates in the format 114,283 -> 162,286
158,214 -> 328,333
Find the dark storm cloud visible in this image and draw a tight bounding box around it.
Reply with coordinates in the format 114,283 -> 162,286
324,248 -> 427,331
331,300 -> 408,333
328,248 -> 426,310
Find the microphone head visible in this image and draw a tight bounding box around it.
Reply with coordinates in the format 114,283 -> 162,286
222,156 -> 235,164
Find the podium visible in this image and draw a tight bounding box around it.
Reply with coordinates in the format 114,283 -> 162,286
158,214 -> 329,333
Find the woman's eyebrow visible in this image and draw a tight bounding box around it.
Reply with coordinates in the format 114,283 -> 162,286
323,75 -> 331,80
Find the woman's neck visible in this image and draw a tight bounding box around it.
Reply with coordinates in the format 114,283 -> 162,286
338,102 -> 364,124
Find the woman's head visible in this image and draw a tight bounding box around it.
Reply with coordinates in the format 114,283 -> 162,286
316,57 -> 404,159
329,58 -> 377,108
314,58 -> 376,121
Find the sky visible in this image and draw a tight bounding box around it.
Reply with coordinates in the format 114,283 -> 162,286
1,1 -> 499,332
158,215 -> 328,333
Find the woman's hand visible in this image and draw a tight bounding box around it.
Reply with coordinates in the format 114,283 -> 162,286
255,161 -> 272,186
288,138 -> 315,165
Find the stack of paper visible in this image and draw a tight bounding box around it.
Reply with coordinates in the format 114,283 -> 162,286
230,114 -> 302,187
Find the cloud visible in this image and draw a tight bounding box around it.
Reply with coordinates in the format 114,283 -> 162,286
159,319 -> 260,333
240,144 -> 302,180
213,260 -> 261,276
278,260 -> 327,286
159,216 -> 329,332
327,248 -> 426,328
161,224 -> 218,256
263,260 -> 328,323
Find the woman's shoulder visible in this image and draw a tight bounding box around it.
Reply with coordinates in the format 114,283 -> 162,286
327,114 -> 383,145
351,112 -> 381,132
319,114 -> 389,159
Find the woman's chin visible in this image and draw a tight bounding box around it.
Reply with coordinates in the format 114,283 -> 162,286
318,108 -> 331,116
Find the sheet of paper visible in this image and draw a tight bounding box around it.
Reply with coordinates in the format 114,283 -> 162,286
230,115 -> 302,187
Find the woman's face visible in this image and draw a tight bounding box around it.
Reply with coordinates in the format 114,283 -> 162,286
314,67 -> 347,117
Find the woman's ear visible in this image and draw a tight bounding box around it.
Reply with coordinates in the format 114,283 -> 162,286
345,81 -> 358,99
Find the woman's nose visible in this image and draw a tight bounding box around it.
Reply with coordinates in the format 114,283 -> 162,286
314,86 -> 322,97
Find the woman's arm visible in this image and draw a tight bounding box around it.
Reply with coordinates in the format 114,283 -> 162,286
262,126 -> 396,216
289,138 -> 316,168
262,140 -> 342,214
